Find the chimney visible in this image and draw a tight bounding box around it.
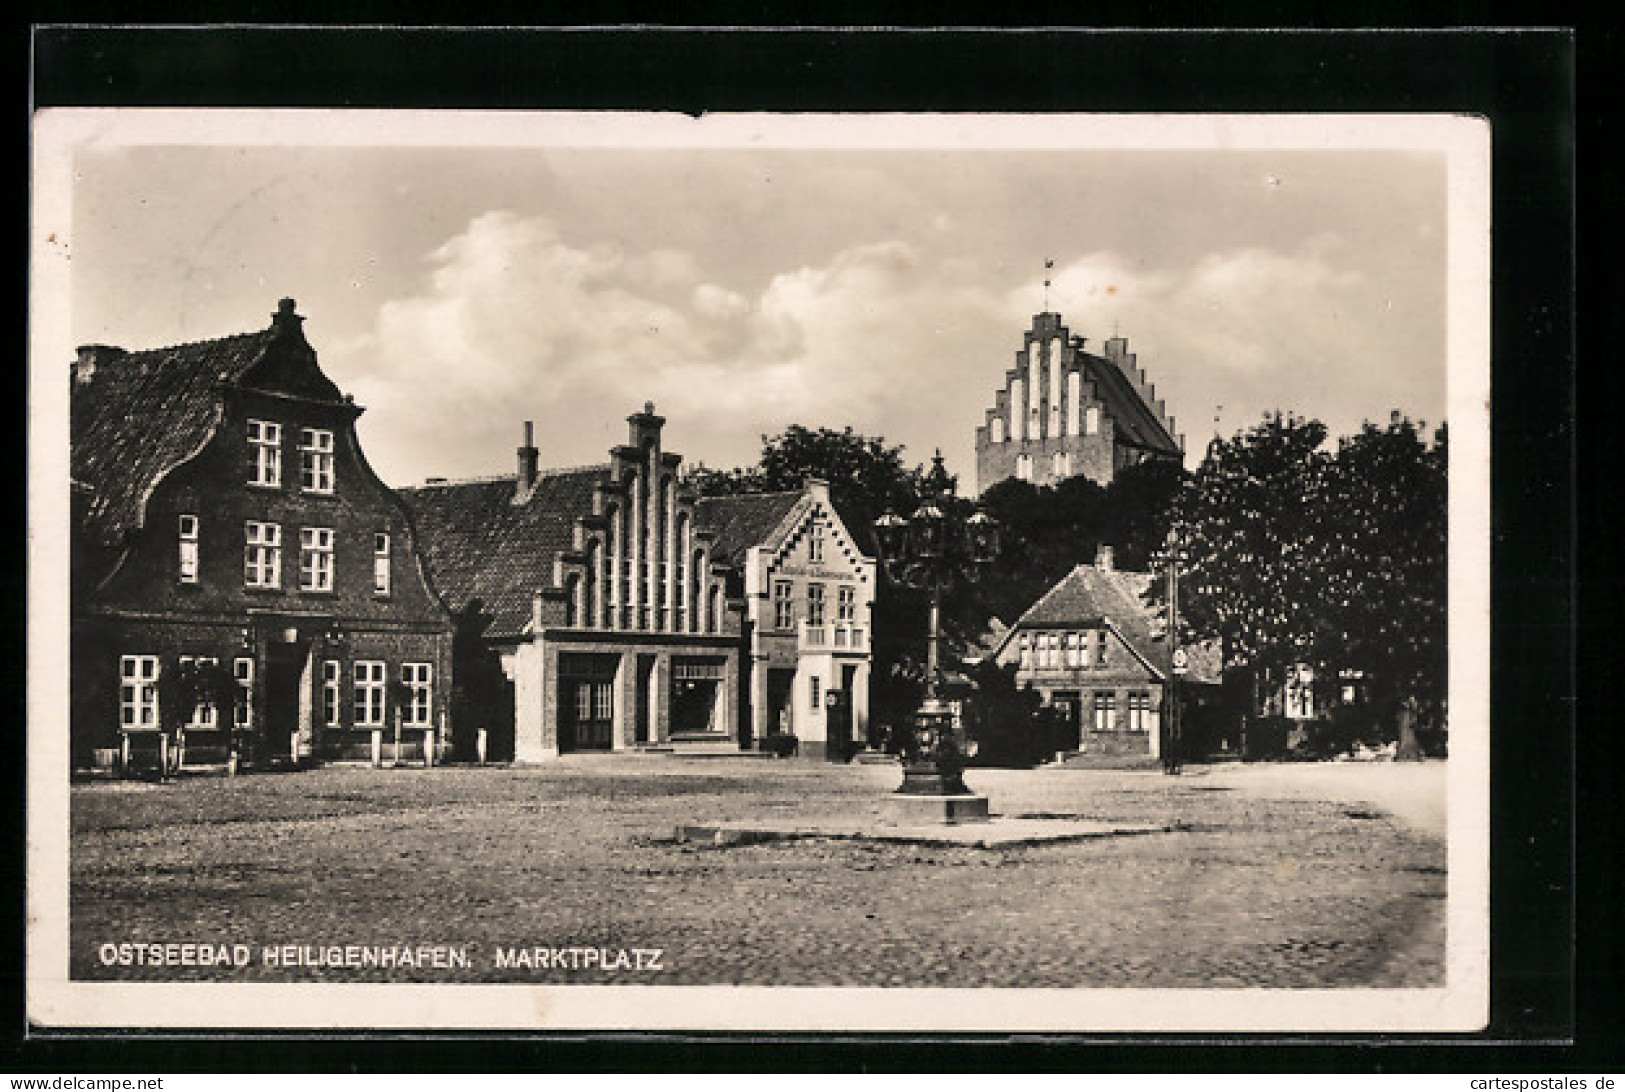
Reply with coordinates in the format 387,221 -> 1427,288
515,420 -> 539,500
72,344 -> 126,387
1096,543 -> 1115,571
271,297 -> 305,336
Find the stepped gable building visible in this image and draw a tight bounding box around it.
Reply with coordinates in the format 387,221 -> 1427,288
694,483 -> 876,760
400,407 -> 745,762
974,311 -> 1184,493
987,545 -> 1220,761
69,299 -> 454,771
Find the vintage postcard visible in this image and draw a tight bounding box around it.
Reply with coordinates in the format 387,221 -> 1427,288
28,109 -> 1490,1033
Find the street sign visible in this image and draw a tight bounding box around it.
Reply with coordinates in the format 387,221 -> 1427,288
1171,649 -> 1189,675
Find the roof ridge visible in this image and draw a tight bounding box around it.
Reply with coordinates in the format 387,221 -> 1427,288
404,463 -> 610,490
108,327 -> 271,360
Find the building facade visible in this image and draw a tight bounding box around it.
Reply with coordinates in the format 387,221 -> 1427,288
69,299 -> 454,772
401,407 -> 745,763
988,547 -> 1220,760
695,482 -> 876,760
974,311 -> 1184,493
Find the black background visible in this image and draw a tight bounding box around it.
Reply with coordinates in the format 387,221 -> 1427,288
17,18 -> 1597,1076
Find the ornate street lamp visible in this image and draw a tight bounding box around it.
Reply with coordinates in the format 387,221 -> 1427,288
872,452 -> 1000,809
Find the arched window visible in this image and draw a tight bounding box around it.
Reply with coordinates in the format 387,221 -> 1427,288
585,541 -> 601,628
604,504 -> 621,629
564,574 -> 581,628
674,512 -> 690,631
691,549 -> 706,633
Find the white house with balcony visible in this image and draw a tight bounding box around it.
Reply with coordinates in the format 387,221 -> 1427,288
694,480 -> 875,760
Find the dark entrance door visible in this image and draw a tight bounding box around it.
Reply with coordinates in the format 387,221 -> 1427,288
634,655 -> 655,744
827,664 -> 858,761
263,644 -> 303,762
557,653 -> 618,752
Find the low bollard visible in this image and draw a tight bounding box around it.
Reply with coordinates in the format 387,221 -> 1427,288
477,728 -> 488,765
423,729 -> 435,767
370,729 -> 383,769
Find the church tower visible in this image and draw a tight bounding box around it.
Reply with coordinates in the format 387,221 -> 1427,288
974,311 -> 1184,494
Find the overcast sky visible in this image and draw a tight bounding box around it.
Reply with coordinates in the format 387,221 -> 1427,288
39,111 -> 1462,492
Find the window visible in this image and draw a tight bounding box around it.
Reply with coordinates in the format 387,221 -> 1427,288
809,676 -> 821,711
807,583 -> 826,626
772,580 -> 795,630
1052,451 -> 1069,478
233,657 -> 254,729
1018,634 -> 1032,670
1127,691 -> 1155,733
1092,690 -> 1116,733
248,419 -> 282,486
1016,454 -> 1033,481
244,521 -> 281,588
322,660 -> 341,729
373,533 -> 391,596
119,655 -> 159,730
991,417 -> 1006,443
1098,629 -> 1110,666
401,663 -> 432,727
353,661 -> 386,727
1066,632 -> 1081,668
1085,406 -> 1101,435
594,681 -> 613,722
299,428 -> 335,493
178,655 -> 219,729
837,585 -> 856,623
177,514 -> 199,583
299,527 -> 335,592
809,521 -> 825,563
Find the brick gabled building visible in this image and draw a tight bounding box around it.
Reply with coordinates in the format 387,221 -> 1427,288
987,547 -> 1220,760
400,407 -> 744,762
70,299 -> 454,771
975,311 -> 1184,493
694,483 -> 876,759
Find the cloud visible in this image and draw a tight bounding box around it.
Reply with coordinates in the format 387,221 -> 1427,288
335,212 -> 1011,485
331,212 -> 1439,489
1009,243 -> 1436,446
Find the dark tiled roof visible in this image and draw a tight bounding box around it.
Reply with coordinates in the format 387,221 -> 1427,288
398,467 -> 608,640
691,491 -> 804,567
1085,350 -> 1182,456
70,330 -> 277,549
1006,563 -> 1221,683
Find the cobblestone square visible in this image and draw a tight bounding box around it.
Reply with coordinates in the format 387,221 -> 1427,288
69,758 -> 1446,989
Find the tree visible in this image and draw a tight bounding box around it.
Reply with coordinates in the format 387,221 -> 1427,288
1165,412 -> 1336,712
1164,411 -> 1448,755
1318,416 -> 1448,754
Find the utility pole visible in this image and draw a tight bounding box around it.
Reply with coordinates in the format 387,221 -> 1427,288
1163,527 -> 1186,774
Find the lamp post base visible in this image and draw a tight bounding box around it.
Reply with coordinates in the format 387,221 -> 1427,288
883,791 -> 990,826
896,763 -> 972,797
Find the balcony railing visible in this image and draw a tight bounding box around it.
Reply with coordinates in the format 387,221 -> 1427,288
799,621 -> 868,653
